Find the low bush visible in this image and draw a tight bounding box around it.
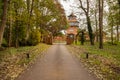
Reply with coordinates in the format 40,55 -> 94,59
28,29 -> 41,46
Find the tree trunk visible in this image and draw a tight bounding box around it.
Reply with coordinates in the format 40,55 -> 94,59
0,0 -> 8,47
87,16 -> 94,45
117,0 -> 120,42
26,0 -> 34,42
78,0 -> 94,45
95,2 -> 99,42
14,20 -> 19,48
8,19 -> 12,47
86,0 -> 94,45
14,2 -> 19,48
116,25 -> 119,42
81,31 -> 85,45
111,25 -> 114,44
118,0 -> 120,6
99,0 -> 104,49
8,0 -> 12,47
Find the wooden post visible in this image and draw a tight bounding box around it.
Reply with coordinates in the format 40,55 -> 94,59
26,53 -> 30,59
85,52 -> 89,59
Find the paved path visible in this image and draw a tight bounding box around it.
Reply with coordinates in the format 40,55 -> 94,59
16,44 -> 98,80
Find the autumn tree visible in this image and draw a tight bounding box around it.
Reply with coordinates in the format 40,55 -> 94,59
1,0 -> 67,47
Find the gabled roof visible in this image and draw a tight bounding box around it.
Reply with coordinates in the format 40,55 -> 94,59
68,13 -> 76,17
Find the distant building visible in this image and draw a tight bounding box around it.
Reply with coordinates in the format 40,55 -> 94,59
66,13 -> 79,44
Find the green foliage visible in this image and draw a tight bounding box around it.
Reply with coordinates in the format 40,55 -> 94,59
28,29 -> 41,46
0,0 -> 3,17
12,21 -> 27,46
2,0 -> 67,47
107,0 -> 120,26
1,38 -> 7,47
54,31 -> 64,37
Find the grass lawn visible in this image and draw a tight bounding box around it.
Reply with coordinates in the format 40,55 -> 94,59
70,41 -> 120,80
0,43 -> 50,80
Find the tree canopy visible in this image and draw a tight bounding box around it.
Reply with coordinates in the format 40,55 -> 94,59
0,0 -> 67,47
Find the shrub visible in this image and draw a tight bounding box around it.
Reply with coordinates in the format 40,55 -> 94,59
28,29 -> 41,46
2,38 -> 8,47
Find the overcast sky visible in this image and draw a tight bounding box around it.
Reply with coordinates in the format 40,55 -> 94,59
59,0 -> 76,16
59,0 -> 109,29
59,0 -> 87,29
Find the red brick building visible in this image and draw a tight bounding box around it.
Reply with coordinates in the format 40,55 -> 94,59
66,13 -> 79,44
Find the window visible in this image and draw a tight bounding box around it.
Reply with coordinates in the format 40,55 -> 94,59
69,29 -> 74,32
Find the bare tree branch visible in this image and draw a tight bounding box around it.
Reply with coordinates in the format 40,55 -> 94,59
86,0 -> 89,14
78,0 -> 87,14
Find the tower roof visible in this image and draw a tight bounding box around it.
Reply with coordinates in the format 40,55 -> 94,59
68,13 -> 76,17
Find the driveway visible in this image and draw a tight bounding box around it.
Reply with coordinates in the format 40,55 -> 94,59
16,44 -> 98,80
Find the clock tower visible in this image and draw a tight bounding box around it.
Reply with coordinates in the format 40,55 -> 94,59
66,13 -> 79,44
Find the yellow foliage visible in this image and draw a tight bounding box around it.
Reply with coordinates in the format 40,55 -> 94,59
28,29 -> 41,45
